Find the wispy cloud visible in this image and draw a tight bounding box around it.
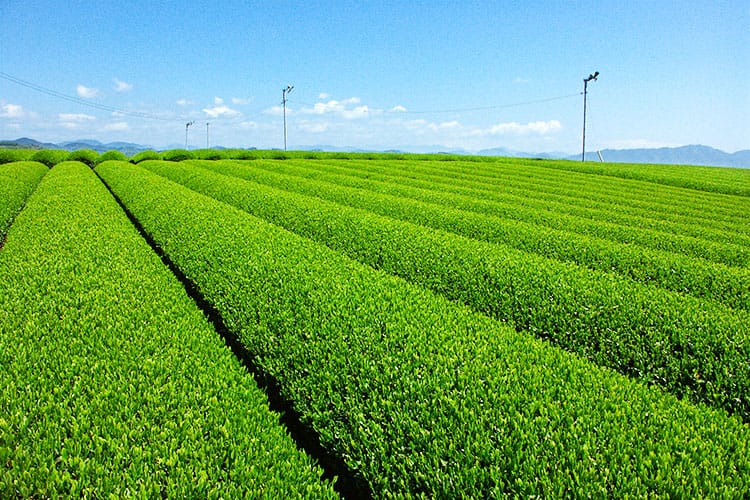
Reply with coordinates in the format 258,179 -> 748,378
176,99 -> 194,106
0,103 -> 25,118
104,121 -> 129,131
231,97 -> 253,105
263,105 -> 285,116
390,105 -> 407,112
428,120 -> 461,131
76,84 -> 99,98
300,97 -> 376,120
203,97 -> 240,118
318,92 -> 330,100
475,120 -> 562,136
113,78 -> 133,93
59,112 -> 96,129
298,121 -> 329,133
59,113 -> 96,122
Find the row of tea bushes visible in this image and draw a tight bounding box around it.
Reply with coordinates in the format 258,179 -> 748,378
0,162 -> 337,498
98,160 -> 750,497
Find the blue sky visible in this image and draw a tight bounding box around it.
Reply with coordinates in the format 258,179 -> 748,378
1,1 -> 747,153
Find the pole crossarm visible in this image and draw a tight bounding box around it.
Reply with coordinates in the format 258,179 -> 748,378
282,85 -> 294,151
581,71 -> 599,162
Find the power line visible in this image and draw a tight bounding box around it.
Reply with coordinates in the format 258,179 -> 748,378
0,71 -> 178,122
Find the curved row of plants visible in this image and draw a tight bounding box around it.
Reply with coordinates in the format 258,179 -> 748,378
138,160 -> 749,419
274,157 -> 750,248
97,160 -> 750,498
186,160 -> 750,310
249,158 -> 750,265
0,161 -> 48,239
407,156 -> 750,216
534,158 -> 750,197
310,156 -> 750,230
0,161 -> 337,498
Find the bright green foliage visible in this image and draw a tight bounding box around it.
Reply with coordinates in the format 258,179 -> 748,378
0,161 -> 48,238
130,150 -> 161,163
96,149 -> 127,163
328,156 -> 749,235
0,161 -> 338,498
0,149 -> 36,164
189,159 -> 750,310
161,148 -> 194,161
192,148 -> 228,160
260,158 -> 750,259
137,159 -> 750,419
29,149 -> 68,167
97,161 -> 750,498
66,149 -> 100,167
538,159 -> 750,196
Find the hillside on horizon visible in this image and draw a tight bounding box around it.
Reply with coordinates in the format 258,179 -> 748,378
1,137 -> 748,169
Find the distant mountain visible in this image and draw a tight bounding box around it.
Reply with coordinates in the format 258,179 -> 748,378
2,138 -> 748,168
1,138 -> 151,156
568,145 -> 750,169
0,137 -> 58,149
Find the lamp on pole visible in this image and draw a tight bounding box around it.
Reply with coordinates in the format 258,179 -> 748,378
206,122 -> 210,148
282,84 -> 294,151
185,120 -> 195,149
581,71 -> 599,162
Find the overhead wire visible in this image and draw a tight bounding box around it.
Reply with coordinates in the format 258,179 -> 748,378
2,70 -> 581,127
0,71 -> 178,122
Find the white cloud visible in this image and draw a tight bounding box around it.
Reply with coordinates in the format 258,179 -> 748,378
113,78 -> 133,93
298,121 -> 329,133
263,105 -> 285,116
59,113 -> 96,122
0,103 -> 25,118
477,120 -> 562,136
300,97 -> 373,120
203,104 -> 240,118
59,112 -> 95,129
318,92 -> 330,100
390,105 -> 407,112
513,77 -> 531,84
239,120 -> 259,129
214,96 -> 224,105
231,97 -> 253,105
176,99 -> 194,106
342,105 -> 373,119
104,121 -> 129,131
76,84 -> 99,98
428,120 -> 461,131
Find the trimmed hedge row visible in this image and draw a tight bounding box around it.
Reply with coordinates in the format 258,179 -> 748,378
0,161 -> 337,498
97,160 -> 750,497
537,159 -> 750,197
335,156 -> 749,230
270,157 -> 750,249
251,158 -> 750,266
138,160 -> 750,419
189,159 -> 750,309
0,161 -> 48,238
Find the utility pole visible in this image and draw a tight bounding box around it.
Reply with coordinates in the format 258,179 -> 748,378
185,120 -> 195,149
282,85 -> 294,151
582,71 -> 599,162
206,122 -> 210,148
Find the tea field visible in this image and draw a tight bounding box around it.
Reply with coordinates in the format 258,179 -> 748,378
1,149 -> 749,497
